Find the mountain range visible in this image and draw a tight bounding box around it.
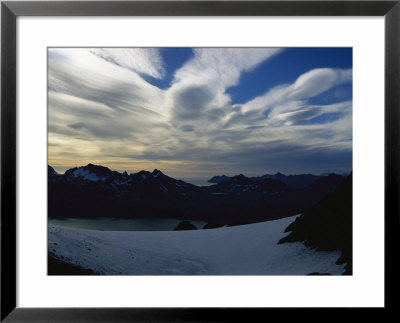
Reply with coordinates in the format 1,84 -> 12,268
48,164 -> 346,224
208,172 -> 335,189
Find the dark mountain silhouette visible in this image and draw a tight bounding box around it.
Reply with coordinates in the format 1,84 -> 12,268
203,222 -> 225,229
64,163 -> 121,179
48,163 -> 345,225
48,254 -> 98,275
48,165 -> 58,176
255,173 -> 321,189
174,220 -> 198,231
204,174 -> 290,196
207,175 -> 231,184
48,165 -> 61,188
306,174 -> 344,194
207,172 -> 324,189
278,173 -> 352,275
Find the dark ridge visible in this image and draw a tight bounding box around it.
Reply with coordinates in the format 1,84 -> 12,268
152,169 -> 164,175
81,163 -> 116,176
48,163 -> 346,225
48,165 -> 58,175
307,173 -> 344,193
257,177 -> 291,191
216,173 -> 252,186
227,221 -> 252,227
174,220 -> 197,231
203,222 -> 225,229
48,254 -> 98,275
279,173 -> 352,275
63,163 -> 119,178
131,170 -> 152,178
230,174 -> 252,184
208,172 -> 323,189
207,175 -> 231,184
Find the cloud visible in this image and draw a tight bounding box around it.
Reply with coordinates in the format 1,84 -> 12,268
172,85 -> 215,120
89,48 -> 165,79
167,48 -> 283,124
68,122 -> 86,130
274,101 -> 352,126
173,48 -> 283,87
238,67 -> 352,115
222,68 -> 352,130
288,68 -> 352,100
48,49 -> 166,116
48,48 -> 352,176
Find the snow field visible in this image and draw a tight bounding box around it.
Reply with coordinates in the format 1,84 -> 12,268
48,215 -> 345,275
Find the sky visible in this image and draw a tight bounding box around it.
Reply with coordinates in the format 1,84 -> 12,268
48,47 -> 352,181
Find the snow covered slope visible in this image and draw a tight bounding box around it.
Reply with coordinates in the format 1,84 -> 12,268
48,215 -> 345,275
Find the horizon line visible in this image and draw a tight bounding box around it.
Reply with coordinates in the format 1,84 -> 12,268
48,163 -> 352,179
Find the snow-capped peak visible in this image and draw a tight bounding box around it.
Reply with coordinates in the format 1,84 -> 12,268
71,168 -> 105,182
152,169 -> 163,178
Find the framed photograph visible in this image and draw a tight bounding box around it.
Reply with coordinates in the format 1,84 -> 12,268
1,0 -> 399,320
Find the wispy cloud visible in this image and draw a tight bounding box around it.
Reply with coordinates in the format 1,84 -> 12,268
167,48 -> 282,123
236,67 -> 351,115
89,48 -> 165,79
48,48 -> 352,176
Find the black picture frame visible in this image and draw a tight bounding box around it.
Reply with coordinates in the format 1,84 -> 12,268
1,0 -> 399,321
